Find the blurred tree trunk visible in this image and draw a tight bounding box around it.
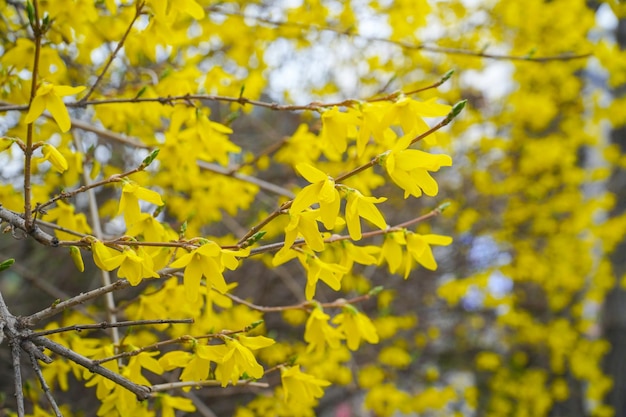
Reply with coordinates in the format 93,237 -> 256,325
602,16 -> 626,417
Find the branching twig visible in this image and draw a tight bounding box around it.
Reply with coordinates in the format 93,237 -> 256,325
79,1 -> 145,103
93,326 -> 255,365
27,349 -> 63,417
24,279 -> 131,326
237,101 -> 464,246
207,5 -> 592,63
31,318 -> 194,337
23,0 -> 43,232
0,205 -> 59,247
35,165 -> 143,214
31,335 -> 152,401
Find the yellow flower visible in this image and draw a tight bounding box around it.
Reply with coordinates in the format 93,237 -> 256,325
382,97 -> 451,141
116,247 -> 160,285
378,232 -> 406,275
344,187 -> 387,240
333,305 -> 379,350
278,209 -> 325,258
24,82 -> 85,132
91,241 -> 159,285
303,254 -> 348,300
382,134 -> 452,198
319,106 -> 359,159
45,200 -> 92,241
304,307 -> 344,352
291,163 -> 340,229
475,351 -> 501,371
206,336 -> 274,387
405,233 -> 453,272
118,182 -> 164,226
0,137 -> 14,152
281,365 -> 331,405
157,394 -> 196,417
169,241 -> 248,301
38,144 -> 68,173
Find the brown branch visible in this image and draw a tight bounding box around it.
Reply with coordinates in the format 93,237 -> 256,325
0,205 -> 59,247
245,204 -> 446,257
93,326 -> 254,365
31,335 -> 152,401
31,318 -> 194,337
225,287 -> 378,313
23,0 -> 43,232
27,349 -> 63,417
24,279 -> 131,326
79,1 -> 145,103
207,5 -> 592,63
237,101 -> 463,247
149,380 -> 269,394
34,166 -> 143,214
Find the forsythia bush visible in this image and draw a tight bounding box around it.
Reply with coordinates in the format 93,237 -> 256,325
0,1 -> 624,417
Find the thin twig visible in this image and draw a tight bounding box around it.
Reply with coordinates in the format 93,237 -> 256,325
73,131 -> 121,348
245,205 -> 445,257
0,289 -> 26,417
12,262 -> 97,322
224,289 -> 376,313
23,0 -> 43,232
11,340 -> 25,417
207,5 -> 592,63
237,102 -> 461,247
31,318 -> 194,337
93,327 -> 252,365
149,380 -> 268,393
35,165 -> 142,214
0,205 -> 59,247
27,349 -> 63,417
79,1 -> 145,102
24,279 -> 131,326
1,75 -> 444,114
31,335 -> 152,400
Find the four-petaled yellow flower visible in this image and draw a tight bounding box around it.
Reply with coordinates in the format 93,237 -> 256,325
24,82 -> 85,132
169,241 -> 248,301
281,365 -> 331,405
344,187 -> 387,240
304,307 -> 344,352
333,304 -> 380,350
118,182 -> 164,226
405,233 -> 453,272
382,97 -> 452,142
291,163 -> 340,229
156,394 -> 196,417
92,241 -> 159,285
303,254 -> 348,300
274,209 -> 325,262
383,134 -> 452,199
203,335 -> 275,387
319,106 -> 360,159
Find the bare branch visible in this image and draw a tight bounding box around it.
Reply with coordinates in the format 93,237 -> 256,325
79,1 -> 145,102
11,340 -> 25,417
207,6 -> 592,63
31,318 -> 194,337
0,205 -> 59,247
24,279 -> 131,326
30,335 -> 152,401
149,380 -> 269,393
27,349 -> 63,417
